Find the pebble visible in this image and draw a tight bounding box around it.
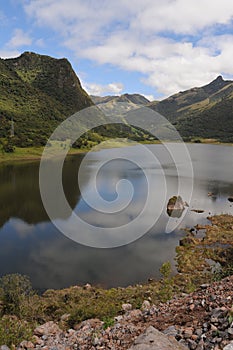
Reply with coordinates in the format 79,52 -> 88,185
224,342 -> 233,350
122,303 -> 132,312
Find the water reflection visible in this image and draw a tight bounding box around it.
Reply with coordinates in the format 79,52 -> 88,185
0,144 -> 232,290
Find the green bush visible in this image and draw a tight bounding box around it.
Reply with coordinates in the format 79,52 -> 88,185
0,315 -> 32,347
157,262 -> 174,302
67,300 -> 118,328
0,274 -> 34,317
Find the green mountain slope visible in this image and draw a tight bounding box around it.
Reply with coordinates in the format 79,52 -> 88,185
0,52 -> 93,147
0,52 -> 153,148
149,76 -> 233,142
1,51 -> 233,146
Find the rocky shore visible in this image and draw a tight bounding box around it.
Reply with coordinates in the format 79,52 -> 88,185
7,275 -> 233,350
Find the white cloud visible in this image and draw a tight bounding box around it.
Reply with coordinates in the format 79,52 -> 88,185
83,81 -> 124,96
0,49 -> 21,59
7,28 -> 32,48
143,94 -> 155,102
23,0 -> 233,96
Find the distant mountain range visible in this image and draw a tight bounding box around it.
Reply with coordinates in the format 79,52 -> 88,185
0,51 -> 233,146
91,93 -> 150,105
93,75 -> 233,142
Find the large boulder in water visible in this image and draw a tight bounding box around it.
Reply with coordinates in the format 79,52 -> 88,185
167,195 -> 187,218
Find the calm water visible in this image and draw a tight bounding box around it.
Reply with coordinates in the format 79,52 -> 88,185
0,144 -> 233,290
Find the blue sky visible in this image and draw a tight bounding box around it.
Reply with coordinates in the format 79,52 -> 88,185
1,0 -> 233,100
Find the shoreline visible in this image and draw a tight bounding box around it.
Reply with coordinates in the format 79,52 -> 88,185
0,139 -> 232,165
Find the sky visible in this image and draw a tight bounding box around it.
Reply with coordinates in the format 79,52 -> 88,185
1,0 -> 233,100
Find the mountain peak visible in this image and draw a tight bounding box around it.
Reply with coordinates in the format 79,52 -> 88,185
215,75 -> 224,81
202,75 -> 230,95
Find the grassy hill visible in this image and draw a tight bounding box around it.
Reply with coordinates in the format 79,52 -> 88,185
1,52 -> 233,148
0,52 -> 155,150
0,52 -> 93,147
149,76 -> 233,142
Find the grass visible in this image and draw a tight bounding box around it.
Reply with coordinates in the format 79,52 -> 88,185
1,138 -> 232,165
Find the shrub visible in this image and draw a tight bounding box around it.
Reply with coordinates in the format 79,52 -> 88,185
0,315 -> 32,347
157,262 -> 174,302
0,274 -> 34,317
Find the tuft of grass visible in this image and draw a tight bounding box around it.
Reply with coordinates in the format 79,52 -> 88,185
0,316 -> 32,348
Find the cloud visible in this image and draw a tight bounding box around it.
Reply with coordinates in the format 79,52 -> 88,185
83,81 -> 124,96
23,0 -> 233,96
0,49 -> 21,59
143,94 -> 155,102
7,28 -> 32,48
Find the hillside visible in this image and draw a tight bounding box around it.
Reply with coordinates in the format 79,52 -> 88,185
0,52 -> 93,147
149,76 -> 233,142
91,93 -> 150,105
1,52 -> 233,147
0,53 -> 155,149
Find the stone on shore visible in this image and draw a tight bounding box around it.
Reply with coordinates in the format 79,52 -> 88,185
128,326 -> 188,350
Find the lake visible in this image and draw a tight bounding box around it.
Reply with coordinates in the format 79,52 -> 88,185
0,143 -> 233,291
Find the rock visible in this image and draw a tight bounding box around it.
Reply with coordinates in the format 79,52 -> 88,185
32,335 -> 43,345
195,224 -> 206,230
167,195 -> 186,218
84,283 -> 92,290
183,327 -> 194,338
0,346 -> 11,350
34,321 -> 61,336
60,313 -> 70,321
122,303 -> 132,312
228,328 -> 233,339
163,325 -> 178,337
129,326 -> 188,349
224,342 -> 233,350
180,236 -> 196,246
191,209 -> 205,213
18,340 -> 34,349
189,304 -> 195,311
141,300 -> 151,311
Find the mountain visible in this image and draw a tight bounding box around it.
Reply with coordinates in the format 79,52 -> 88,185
0,52 -> 93,147
149,76 -> 233,142
91,93 -> 150,105
91,94 -> 150,119
0,53 -> 153,148
1,52 -> 233,146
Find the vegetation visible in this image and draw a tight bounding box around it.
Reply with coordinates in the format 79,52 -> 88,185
0,316 -> 32,348
0,52 -> 93,148
0,52 -> 156,151
2,52 -> 233,155
149,76 -> 233,142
